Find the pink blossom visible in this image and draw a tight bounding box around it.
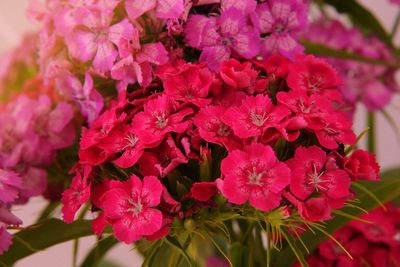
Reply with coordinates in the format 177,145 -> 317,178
184,8 -> 260,70
224,94 -> 289,139
343,150 -> 380,181
252,0 -> 307,58
61,166 -> 91,223
138,135 -> 188,177
287,55 -> 342,100
125,0 -> 184,20
219,59 -> 259,91
158,62 -> 213,106
288,146 -> 351,201
218,143 -> 290,211
191,182 -> 218,201
193,105 -> 241,150
111,42 -> 168,88
0,226 -> 12,255
0,169 -> 22,204
132,95 -> 192,146
66,8 -> 136,73
60,72 -> 104,125
297,197 -> 332,222
101,175 -> 163,243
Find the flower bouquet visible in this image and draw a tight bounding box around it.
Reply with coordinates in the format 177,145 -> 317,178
1,0 -> 400,267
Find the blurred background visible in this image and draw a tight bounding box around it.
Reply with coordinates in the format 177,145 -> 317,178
1,1 -> 400,266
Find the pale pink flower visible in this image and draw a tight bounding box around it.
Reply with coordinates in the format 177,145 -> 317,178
125,0 -> 184,20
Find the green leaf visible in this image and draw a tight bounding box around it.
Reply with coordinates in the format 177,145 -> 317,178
274,168 -> 400,266
0,219 -> 93,265
80,236 -> 119,267
302,41 -> 400,67
163,236 -> 195,267
323,0 -> 392,46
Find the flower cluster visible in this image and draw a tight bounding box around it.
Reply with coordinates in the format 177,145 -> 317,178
61,52 -> 380,245
0,89 -> 75,253
296,204 -> 400,267
304,19 -> 399,111
184,0 -> 308,70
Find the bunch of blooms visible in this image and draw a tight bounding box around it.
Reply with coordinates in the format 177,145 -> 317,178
296,204 -> 400,267
0,36 -> 77,254
61,51 -> 381,247
304,19 -> 399,112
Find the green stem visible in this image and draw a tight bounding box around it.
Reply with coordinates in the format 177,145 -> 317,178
367,112 -> 376,155
391,9 -> 400,40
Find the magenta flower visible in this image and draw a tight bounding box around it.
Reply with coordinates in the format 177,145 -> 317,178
218,143 -> 291,211
0,226 -> 12,255
0,169 -> 22,204
193,105 -> 241,151
61,72 -> 104,125
343,150 -> 380,181
125,0 -> 184,20
185,8 -> 260,70
101,175 -> 163,243
66,8 -> 136,73
62,166 -> 91,223
288,146 -> 351,201
158,62 -> 213,107
111,42 -> 168,88
224,94 -> 289,139
132,94 -> 192,146
252,0 -> 307,58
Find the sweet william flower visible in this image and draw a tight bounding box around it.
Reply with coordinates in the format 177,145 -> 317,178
132,94 -> 192,146
224,94 -> 289,139
62,165 -> 92,223
288,146 -> 351,201
125,0 -> 184,20
219,59 -> 259,91
217,143 -> 291,211
158,62 -> 213,107
0,169 -> 22,204
343,150 -> 380,181
101,175 -> 163,243
191,182 -> 218,202
193,105 -> 241,151
252,0 -> 307,58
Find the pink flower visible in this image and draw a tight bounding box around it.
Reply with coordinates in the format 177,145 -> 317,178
191,182 -> 218,201
218,143 -> 290,211
101,175 -> 163,243
252,0 -> 307,58
0,169 -> 22,203
60,72 -> 104,125
66,8 -> 136,73
297,197 -> 332,222
343,150 -> 380,181
219,59 -> 259,91
125,0 -> 184,20
111,43 -> 168,88
138,135 -> 188,177
0,226 -> 12,255
224,94 -> 289,139
132,95 -> 192,146
286,55 -> 342,100
158,62 -> 213,107
184,8 -> 260,70
288,146 -> 351,201
61,165 -> 91,223
193,105 -> 241,150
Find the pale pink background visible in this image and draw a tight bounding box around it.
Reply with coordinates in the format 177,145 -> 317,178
1,1 -> 400,266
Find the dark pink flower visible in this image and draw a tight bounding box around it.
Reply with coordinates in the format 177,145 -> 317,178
101,175 -> 163,243
159,62 -> 213,106
0,226 -> 12,255
0,169 -> 22,203
287,55 -> 342,100
219,59 -> 258,91
224,94 -> 289,139
193,105 -> 241,151
252,0 -> 307,58
343,150 -> 380,181
132,95 -> 192,146
288,146 -> 351,201
191,182 -> 218,201
125,0 -> 184,20
298,197 -> 332,222
138,135 -> 188,177
61,165 -> 91,223
218,143 -> 290,211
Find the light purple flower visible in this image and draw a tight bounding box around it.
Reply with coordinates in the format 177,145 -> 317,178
252,0 -> 307,59
185,8 -> 260,70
